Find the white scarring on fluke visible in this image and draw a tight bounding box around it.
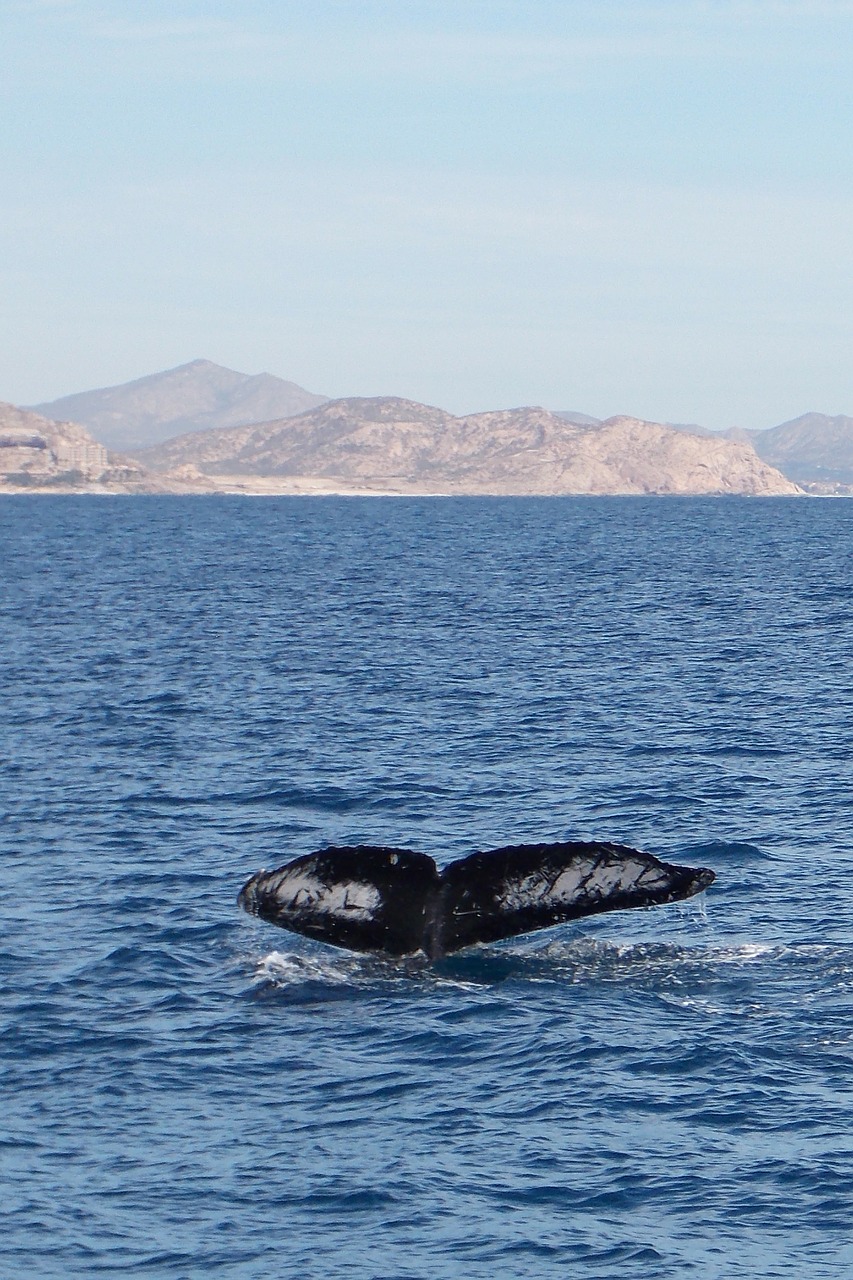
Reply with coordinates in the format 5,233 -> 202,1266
285,875 -> 382,922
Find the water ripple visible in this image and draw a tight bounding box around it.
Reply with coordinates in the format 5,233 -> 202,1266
2,496 -> 853,1280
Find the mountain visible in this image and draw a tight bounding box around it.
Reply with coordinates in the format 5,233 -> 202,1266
31,359 -> 328,452
745,413 -> 853,490
130,397 -> 800,496
0,402 -> 214,493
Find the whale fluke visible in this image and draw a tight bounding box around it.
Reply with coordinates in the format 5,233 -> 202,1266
238,841 -> 715,959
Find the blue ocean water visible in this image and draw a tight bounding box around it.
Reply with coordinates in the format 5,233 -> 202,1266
2,494 -> 853,1280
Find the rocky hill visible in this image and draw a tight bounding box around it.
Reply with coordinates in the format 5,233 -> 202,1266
130,396 -> 800,496
31,359 -> 328,452
0,402 -> 109,485
0,402 -> 215,493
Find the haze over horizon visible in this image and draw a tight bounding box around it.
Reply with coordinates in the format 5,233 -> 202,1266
3,1 -> 853,430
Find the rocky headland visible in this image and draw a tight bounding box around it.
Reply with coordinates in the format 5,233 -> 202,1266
128,396 -> 800,496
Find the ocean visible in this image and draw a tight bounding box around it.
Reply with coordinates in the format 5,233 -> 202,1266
2,494 -> 853,1279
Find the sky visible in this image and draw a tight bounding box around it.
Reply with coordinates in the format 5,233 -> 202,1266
2,0 -> 853,428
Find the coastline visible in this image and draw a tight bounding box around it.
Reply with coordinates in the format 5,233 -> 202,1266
0,479 -> 821,497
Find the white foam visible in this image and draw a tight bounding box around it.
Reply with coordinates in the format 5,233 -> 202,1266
254,949 -> 355,987
248,947 -> 485,994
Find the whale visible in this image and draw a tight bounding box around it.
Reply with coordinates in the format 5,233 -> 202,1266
238,841 -> 715,959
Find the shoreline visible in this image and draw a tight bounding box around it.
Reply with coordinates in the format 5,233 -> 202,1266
0,482 -> 830,498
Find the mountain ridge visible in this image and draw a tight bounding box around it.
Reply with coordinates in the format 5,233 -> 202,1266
12,360 -> 853,494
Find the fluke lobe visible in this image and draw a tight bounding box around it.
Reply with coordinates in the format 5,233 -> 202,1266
238,841 -> 715,959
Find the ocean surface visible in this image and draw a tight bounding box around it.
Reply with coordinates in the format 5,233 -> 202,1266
3,494 -> 853,1280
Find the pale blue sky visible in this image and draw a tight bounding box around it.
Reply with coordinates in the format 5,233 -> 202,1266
3,0 -> 852,427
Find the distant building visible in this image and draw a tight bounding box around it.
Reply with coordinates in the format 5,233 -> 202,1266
54,439 -> 109,475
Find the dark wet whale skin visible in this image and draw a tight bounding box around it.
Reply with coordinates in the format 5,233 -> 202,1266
238,841 -> 715,958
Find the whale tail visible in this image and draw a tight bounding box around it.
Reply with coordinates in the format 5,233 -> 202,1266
238,841 -> 715,959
